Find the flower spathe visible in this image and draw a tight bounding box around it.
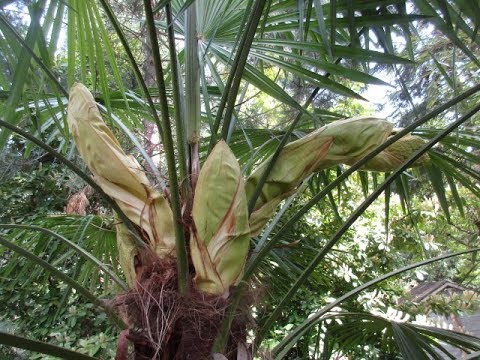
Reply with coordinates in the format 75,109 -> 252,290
67,83 -> 175,287
190,141 -> 250,295
245,117 -> 429,235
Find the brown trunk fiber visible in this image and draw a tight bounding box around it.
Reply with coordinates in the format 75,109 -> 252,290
114,255 -> 251,359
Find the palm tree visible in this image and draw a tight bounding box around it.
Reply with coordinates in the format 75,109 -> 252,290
0,0 -> 480,359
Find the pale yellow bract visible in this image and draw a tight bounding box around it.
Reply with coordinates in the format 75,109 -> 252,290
67,84 -> 176,287
246,117 -> 429,235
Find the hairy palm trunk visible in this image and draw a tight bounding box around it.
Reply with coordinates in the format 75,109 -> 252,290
115,256 -> 249,359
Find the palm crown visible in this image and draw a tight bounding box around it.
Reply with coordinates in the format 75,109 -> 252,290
0,0 -> 479,359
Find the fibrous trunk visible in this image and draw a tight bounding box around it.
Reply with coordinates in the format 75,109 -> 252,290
115,257 -> 251,360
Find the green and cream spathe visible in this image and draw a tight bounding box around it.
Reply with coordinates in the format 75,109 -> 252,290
190,141 -> 250,295
67,84 -> 429,295
245,117 -> 429,235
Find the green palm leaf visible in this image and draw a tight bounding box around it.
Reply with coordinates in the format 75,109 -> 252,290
322,313 -> 480,359
0,331 -> 97,360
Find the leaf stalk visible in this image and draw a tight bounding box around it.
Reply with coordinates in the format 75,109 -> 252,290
143,0 -> 189,293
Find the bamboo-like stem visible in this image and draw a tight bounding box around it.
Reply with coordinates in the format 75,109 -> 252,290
166,3 -> 189,191
256,100 -> 480,351
184,2 -> 201,189
185,2 -> 200,145
208,0 -> 267,151
0,118 -> 145,248
67,0 -> 76,87
143,0 -> 189,294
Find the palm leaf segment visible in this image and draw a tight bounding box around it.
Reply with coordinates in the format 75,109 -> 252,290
68,84 -> 429,295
